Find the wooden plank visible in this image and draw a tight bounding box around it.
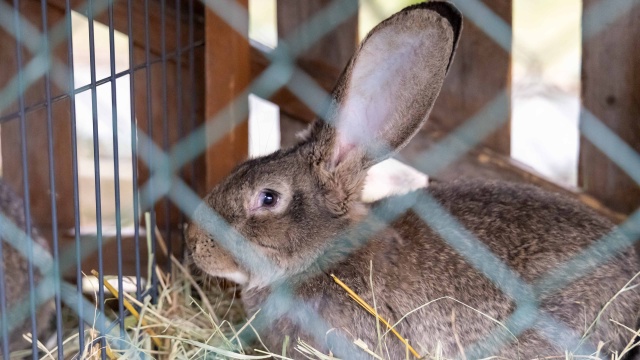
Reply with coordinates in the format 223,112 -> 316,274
184,46 -> 208,197
250,44 -> 339,123
133,42 -> 205,256
46,0 -> 204,58
273,0 -> 358,124
276,0 -> 358,71
203,0 -> 250,188
0,1 -> 75,231
579,0 -> 640,215
429,0 -> 512,156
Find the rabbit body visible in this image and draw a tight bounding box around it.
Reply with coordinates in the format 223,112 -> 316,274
186,2 -> 640,359
238,181 -> 640,359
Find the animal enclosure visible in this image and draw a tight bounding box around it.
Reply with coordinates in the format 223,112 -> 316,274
0,0 -> 638,359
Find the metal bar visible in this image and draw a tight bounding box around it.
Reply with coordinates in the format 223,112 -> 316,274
64,0 -> 84,353
12,0 -> 39,358
188,0 -> 196,193
161,0 -> 171,270
0,241 -> 7,360
0,215 -> 7,357
0,41 -> 205,125
176,0 -> 185,260
127,0 -> 142,301
0,192 -> 8,360
40,1 -> 64,358
107,0 -> 125,339
87,0 -> 106,357
143,0 -> 158,303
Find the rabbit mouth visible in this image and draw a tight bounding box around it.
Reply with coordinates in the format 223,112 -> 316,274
218,271 -> 248,285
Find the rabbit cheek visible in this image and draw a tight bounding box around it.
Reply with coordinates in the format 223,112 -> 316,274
193,242 -> 247,285
243,216 -> 294,255
185,222 -> 249,285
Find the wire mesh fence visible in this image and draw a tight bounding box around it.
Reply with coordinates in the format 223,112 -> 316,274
0,0 -> 638,359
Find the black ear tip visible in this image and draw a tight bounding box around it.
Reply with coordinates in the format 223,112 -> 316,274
401,1 -> 463,71
422,1 -> 462,40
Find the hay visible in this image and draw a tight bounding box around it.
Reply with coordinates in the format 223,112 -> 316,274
26,259 -> 639,360
21,222 -> 639,360
35,256 -> 251,360
109,256 -> 251,359
44,262 -> 635,360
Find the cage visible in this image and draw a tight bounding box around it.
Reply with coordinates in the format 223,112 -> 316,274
0,0 -> 638,359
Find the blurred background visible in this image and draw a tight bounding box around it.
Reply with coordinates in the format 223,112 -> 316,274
10,0 -> 581,229
250,0 -> 583,185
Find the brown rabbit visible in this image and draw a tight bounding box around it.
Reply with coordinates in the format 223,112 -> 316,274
0,179 -> 54,355
186,2 -> 640,359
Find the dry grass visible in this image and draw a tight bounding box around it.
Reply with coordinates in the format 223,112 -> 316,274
32,260 -> 637,360
99,258 -> 251,359
29,256 -> 253,360
13,224 -> 639,360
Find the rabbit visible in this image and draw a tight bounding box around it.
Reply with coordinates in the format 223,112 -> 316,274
0,179 -> 54,355
186,2 -> 640,359
361,158 -> 428,203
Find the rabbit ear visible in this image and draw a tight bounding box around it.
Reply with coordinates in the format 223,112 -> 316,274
310,2 -> 461,170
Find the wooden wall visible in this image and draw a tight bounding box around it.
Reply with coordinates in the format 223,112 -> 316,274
203,0 -> 249,188
579,0 -> 640,216
429,0 -> 512,156
0,1 -> 74,230
0,0 -> 206,276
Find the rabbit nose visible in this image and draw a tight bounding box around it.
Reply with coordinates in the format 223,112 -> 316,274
185,222 -> 205,248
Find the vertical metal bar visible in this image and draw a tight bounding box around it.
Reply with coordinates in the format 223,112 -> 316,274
0,186 -> 8,356
12,0 -> 39,358
0,218 -> 7,357
176,0 -> 185,258
40,1 -> 64,358
87,0 -> 106,357
160,0 -> 171,268
188,0 -> 196,188
107,0 -> 125,339
65,0 -> 84,353
0,235 -> 7,360
0,4 -> 16,351
144,0 -> 158,302
127,0 -> 142,300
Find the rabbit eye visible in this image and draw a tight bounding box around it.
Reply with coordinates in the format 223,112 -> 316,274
259,190 -> 279,208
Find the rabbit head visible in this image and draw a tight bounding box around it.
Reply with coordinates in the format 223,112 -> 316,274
186,2 -> 461,289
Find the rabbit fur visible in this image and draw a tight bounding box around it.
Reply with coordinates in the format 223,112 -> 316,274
186,2 -> 640,359
0,179 -> 54,354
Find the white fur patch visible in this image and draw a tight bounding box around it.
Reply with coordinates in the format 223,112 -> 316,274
220,271 -> 249,285
362,158 -> 428,203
